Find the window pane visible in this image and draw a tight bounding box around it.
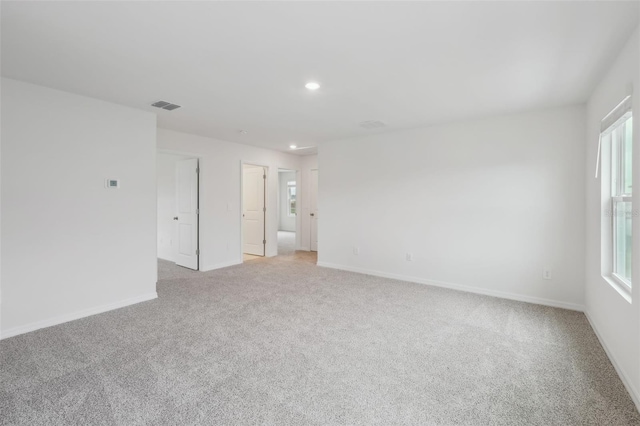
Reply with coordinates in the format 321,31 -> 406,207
612,128 -> 619,195
623,118 -> 633,195
287,184 -> 296,216
614,201 -> 633,283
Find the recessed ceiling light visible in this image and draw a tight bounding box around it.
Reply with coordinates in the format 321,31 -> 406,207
359,120 -> 387,129
305,82 -> 320,91
289,144 -> 297,149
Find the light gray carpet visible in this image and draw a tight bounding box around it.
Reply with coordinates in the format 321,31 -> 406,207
277,231 -> 296,256
1,255 -> 639,425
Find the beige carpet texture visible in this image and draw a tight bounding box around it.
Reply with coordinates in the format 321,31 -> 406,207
1,246 -> 639,425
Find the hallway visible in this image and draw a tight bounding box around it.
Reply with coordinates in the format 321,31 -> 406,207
244,231 -> 315,264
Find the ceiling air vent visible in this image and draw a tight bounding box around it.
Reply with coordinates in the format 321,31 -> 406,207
151,100 -> 182,111
359,120 -> 386,129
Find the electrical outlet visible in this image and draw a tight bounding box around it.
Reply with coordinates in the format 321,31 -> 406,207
406,253 -> 413,261
543,268 -> 552,280
353,246 -> 360,255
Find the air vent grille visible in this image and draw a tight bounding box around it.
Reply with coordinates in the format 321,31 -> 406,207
359,120 -> 386,129
151,100 -> 182,111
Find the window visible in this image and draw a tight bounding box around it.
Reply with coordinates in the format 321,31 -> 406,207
610,116 -> 633,285
600,96 -> 633,293
287,181 -> 296,216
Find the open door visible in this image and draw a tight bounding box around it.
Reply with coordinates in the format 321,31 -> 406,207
243,165 -> 266,256
175,158 -> 199,270
310,169 -> 318,252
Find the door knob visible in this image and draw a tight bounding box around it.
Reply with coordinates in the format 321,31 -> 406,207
173,216 -> 178,220
310,213 -> 315,216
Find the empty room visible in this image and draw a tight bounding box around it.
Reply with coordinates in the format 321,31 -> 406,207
1,1 -> 639,425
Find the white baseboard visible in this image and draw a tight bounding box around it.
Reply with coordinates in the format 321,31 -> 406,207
585,311 -> 640,413
201,259 -> 242,272
0,292 -> 158,340
296,246 -> 310,252
316,262 -> 584,312
157,255 -> 175,263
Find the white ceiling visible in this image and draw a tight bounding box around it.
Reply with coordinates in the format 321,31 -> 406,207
2,1 -> 638,155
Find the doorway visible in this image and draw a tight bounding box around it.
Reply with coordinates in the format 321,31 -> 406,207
278,169 -> 297,255
242,164 -> 266,260
157,152 -> 200,270
310,169 -> 318,252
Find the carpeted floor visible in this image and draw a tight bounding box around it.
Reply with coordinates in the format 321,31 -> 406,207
277,231 -> 296,256
1,254 -> 639,425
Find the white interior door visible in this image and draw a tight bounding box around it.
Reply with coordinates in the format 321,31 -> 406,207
243,165 -> 266,256
310,169 -> 318,252
175,158 -> 199,270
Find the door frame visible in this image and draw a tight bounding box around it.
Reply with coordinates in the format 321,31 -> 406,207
240,161 -> 269,261
310,168 -> 318,252
158,149 -> 201,271
277,168 -> 301,255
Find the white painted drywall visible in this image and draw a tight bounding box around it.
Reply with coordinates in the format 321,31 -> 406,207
318,106 -> 586,310
0,78 -> 158,338
0,47 -> 3,334
585,27 -> 640,409
157,152 -> 190,262
5,2 -> 639,153
298,155 -> 318,251
279,171 -> 296,232
157,129 -> 302,270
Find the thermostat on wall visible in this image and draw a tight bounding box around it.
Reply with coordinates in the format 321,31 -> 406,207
105,178 -> 120,189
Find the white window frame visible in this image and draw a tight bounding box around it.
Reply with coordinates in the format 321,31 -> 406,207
599,98 -> 632,300
610,117 -> 632,289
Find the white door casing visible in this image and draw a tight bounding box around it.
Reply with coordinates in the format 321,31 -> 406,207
175,158 -> 199,270
310,169 -> 318,252
243,165 -> 266,256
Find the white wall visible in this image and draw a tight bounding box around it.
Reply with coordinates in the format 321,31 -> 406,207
0,78 -> 158,338
157,129 -> 303,270
585,27 -> 640,409
0,32 -> 3,334
318,106 -> 586,310
298,155 -> 318,251
157,152 -> 190,262
279,171 -> 296,232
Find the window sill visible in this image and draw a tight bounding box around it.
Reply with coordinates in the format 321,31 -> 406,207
603,275 -> 632,304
